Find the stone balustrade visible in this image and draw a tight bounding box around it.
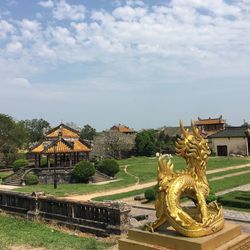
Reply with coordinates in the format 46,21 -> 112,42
0,190 -> 131,236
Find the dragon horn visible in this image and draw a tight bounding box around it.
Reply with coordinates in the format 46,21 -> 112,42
180,120 -> 188,138
191,120 -> 201,138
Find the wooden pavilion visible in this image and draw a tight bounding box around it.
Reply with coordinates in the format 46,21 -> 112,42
30,124 -> 91,168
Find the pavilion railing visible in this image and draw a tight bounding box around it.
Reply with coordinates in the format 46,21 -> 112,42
0,190 -> 131,236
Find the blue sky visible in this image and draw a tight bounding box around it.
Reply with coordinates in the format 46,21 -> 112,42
0,0 -> 250,130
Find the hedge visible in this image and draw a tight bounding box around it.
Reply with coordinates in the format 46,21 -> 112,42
218,191 -> 250,209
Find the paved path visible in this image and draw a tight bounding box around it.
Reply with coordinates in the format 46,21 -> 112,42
0,184 -> 21,190
64,163 -> 250,201
210,170 -> 250,181
207,163 -> 250,174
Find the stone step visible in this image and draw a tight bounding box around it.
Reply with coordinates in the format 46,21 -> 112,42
92,171 -> 110,183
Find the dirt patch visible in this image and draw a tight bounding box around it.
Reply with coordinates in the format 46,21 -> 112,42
10,245 -> 46,250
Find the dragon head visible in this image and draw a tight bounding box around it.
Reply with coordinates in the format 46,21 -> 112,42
175,120 -> 210,168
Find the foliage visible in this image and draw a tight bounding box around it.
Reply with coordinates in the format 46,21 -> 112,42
206,186 -> 217,203
0,113 -> 28,166
96,159 -> 120,177
218,191 -> 250,209
40,157 -> 55,167
91,131 -> 135,159
12,159 -> 28,172
19,118 -> 50,143
155,130 -> 179,153
135,130 -> 157,156
25,173 -> 39,185
0,161 -> 5,168
0,213 -> 111,250
71,161 -> 95,183
144,187 -> 157,201
80,124 -> 97,140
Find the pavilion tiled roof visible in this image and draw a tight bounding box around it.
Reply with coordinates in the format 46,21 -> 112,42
195,117 -> 225,126
46,124 -> 79,139
31,139 -> 91,154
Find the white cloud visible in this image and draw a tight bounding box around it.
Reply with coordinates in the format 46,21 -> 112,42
0,20 -> 14,38
19,19 -> 41,40
52,26 -> 76,46
112,6 -> 147,20
6,41 -> 23,53
52,0 -> 85,21
38,0 -> 54,8
10,77 -> 32,88
0,0 -> 250,88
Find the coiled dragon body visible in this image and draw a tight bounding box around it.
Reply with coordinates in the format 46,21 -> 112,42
147,121 -> 224,237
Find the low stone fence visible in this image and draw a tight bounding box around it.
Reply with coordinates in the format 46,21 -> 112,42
0,190 -> 131,236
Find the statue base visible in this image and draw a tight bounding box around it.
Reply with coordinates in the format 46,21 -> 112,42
119,221 -> 250,250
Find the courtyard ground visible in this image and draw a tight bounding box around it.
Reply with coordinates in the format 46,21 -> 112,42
9,156 -> 250,197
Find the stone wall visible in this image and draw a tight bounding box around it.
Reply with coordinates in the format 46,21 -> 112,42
210,137 -> 248,156
0,190 -> 131,236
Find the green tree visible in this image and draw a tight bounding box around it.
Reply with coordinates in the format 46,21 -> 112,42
80,124 -> 97,140
135,130 -> 157,156
0,114 -> 28,166
20,118 -> 50,143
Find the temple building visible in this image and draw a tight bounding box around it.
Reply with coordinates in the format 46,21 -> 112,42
208,125 -> 250,156
195,116 -> 225,137
109,124 -> 135,134
30,124 -> 91,168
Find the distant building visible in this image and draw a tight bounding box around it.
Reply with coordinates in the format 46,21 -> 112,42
110,124 -> 135,134
195,116 -> 225,137
208,126 -> 250,156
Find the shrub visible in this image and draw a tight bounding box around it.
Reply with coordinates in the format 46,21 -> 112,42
145,188 -> 156,201
206,187 -> 217,203
71,161 -> 95,183
96,159 -> 119,177
40,158 -> 54,167
12,159 -> 28,172
24,173 -> 39,185
0,161 -> 5,169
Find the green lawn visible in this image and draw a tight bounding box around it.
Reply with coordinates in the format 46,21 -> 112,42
0,213 -> 112,250
16,167 -> 136,197
14,156 -> 250,197
119,156 -> 250,183
0,171 -> 13,179
94,165 -> 250,202
207,166 -> 250,179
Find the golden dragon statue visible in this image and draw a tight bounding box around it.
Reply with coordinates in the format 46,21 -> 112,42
146,121 -> 224,237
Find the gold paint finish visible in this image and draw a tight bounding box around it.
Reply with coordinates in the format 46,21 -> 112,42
146,121 -> 224,237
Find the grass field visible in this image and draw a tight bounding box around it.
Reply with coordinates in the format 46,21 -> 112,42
14,156 -> 250,197
0,213 -> 112,250
94,172 -> 250,202
0,171 -> 13,179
